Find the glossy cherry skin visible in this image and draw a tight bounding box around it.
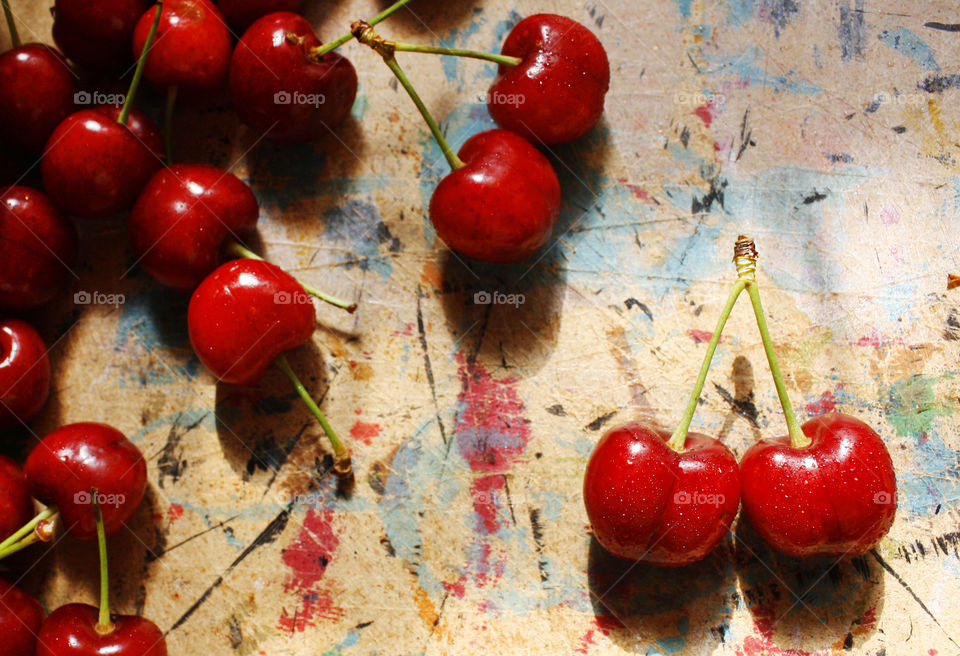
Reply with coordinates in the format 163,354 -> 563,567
36,604 -> 167,656
429,129 -> 561,263
0,186 -> 78,312
0,45 -> 78,155
488,14 -> 610,145
24,423 -> 147,541
229,12 -> 358,144
0,320 -> 51,430
216,0 -> 302,32
583,422 -> 741,566
42,105 -> 164,220
188,259 -> 314,386
0,455 -> 34,542
740,413 -> 897,557
132,0 -> 232,92
53,0 -> 151,74
0,579 -> 44,656
129,164 -> 259,291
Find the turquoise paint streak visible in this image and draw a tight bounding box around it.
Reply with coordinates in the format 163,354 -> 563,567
878,28 -> 939,70
701,46 -> 820,94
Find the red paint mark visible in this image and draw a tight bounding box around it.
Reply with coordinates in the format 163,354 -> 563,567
929,650 -> 938,655
441,580 -> 466,598
850,331 -> 901,350
471,475 -> 506,535
576,629 -> 599,653
689,329 -> 723,344
805,390 -> 837,416
167,503 -> 184,524
278,509 -> 342,632
349,421 -> 381,445
354,407 -> 362,415
693,100 -> 721,126
617,178 -> 658,204
393,322 -> 415,336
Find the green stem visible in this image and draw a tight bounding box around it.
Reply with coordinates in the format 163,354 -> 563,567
118,1 -> 162,126
224,240 -> 357,313
0,535 -> 37,560
390,41 -> 521,67
311,0 -> 416,59
0,506 -> 56,553
93,490 -> 115,635
666,279 -> 746,451
275,354 -> 352,477
1,0 -> 19,48
164,84 -> 177,164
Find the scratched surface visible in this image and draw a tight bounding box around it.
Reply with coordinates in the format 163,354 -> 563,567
1,0 -> 959,654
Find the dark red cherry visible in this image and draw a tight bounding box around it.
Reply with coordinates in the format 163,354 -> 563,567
488,14 -> 610,145
0,44 -> 78,154
0,455 -> 34,542
583,422 -> 741,566
0,320 -> 51,430
52,0 -> 151,74
229,12 -> 358,144
216,0 -> 302,32
0,579 -> 44,656
24,422 -> 147,541
36,604 -> 167,656
41,105 -> 164,220
132,0 -> 232,91
0,186 -> 77,312
128,163 -> 259,291
429,129 -> 561,263
188,259 -> 314,386
740,413 -> 897,557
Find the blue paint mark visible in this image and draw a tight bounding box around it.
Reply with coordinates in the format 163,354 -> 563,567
724,0 -> 755,26
127,408 -> 215,444
437,16 -> 485,83
674,0 -> 694,19
322,198 -> 397,279
702,46 -> 821,94
115,288 -> 199,386
878,28 -> 940,70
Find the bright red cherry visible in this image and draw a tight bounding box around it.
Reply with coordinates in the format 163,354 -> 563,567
24,423 -> 147,541
583,423 -> 741,566
132,0 -> 232,92
42,105 -> 164,220
740,413 -> 897,557
188,259 -> 314,386
52,0 -> 151,74
0,44 -> 78,154
129,164 -> 259,291
0,455 -> 34,542
229,12 -> 358,144
0,186 -> 77,312
35,604 -> 167,656
0,320 -> 51,430
216,0 -> 302,32
488,14 -> 610,145
429,129 -> 561,263
0,579 -> 44,656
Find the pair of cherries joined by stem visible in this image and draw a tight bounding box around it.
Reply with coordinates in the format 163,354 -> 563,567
584,237 -> 898,565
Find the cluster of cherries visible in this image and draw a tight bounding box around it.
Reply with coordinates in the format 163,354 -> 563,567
584,237 -> 898,566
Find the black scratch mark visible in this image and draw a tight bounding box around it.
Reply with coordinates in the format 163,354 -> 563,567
918,74 -> 960,93
228,616 -> 243,648
158,412 -> 205,487
149,515 -> 240,563
680,125 -> 690,148
944,310 -> 960,341
892,125 -> 907,133
624,298 -> 654,320
692,177 -> 727,214
529,508 -> 549,583
585,411 -> 616,431
545,404 -> 566,416
924,21 -> 960,32
803,189 -> 828,204
417,288 -> 448,445
502,474 -> 517,526
714,383 -> 759,426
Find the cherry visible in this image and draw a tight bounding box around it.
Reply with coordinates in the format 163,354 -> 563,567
229,12 -> 358,144
128,164 -> 258,291
429,129 -> 560,263
36,605 -> 167,656
216,0 -> 302,32
52,0 -> 151,74
23,422 -> 147,540
0,186 -> 77,312
488,14 -> 610,145
0,44 -> 78,154
132,0 -> 232,92
0,455 -> 34,542
0,579 -> 44,656
41,105 -> 164,220
0,319 -> 51,430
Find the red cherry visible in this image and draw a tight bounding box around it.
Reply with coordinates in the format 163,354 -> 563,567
188,259 -> 314,386
583,423 -> 741,566
42,105 -> 164,220
740,413 -> 897,557
429,129 -> 560,263
0,455 -> 34,542
0,579 -> 44,656
0,186 -> 77,312
488,14 -> 610,145
216,0 -> 302,32
229,12 -> 358,144
132,0 -> 232,92
35,603 -> 167,656
52,0 -> 151,74
0,320 -> 51,430
0,44 -> 78,154
129,164 -> 259,291
23,423 -> 147,541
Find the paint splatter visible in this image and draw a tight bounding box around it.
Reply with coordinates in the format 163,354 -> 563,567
278,509 -> 343,632
349,421 -> 381,445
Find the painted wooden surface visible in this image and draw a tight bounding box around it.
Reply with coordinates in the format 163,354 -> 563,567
2,0 -> 959,654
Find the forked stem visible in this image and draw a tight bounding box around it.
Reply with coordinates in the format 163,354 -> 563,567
0,506 -> 56,560
275,354 -> 352,478
1,0 -> 20,48
390,41 -> 521,67
93,490 -> 115,635
118,1 -> 162,126
310,0 -> 415,59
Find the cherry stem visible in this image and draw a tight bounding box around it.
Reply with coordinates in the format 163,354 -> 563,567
310,0 -> 415,59
118,1 -> 162,126
1,0 -> 19,48
0,506 -> 57,560
224,240 -> 357,313
353,22 -> 464,170
164,84 -> 177,164
735,235 -> 810,449
666,278 -> 746,452
93,489 -> 115,635
389,41 -> 521,67
275,354 -> 352,478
